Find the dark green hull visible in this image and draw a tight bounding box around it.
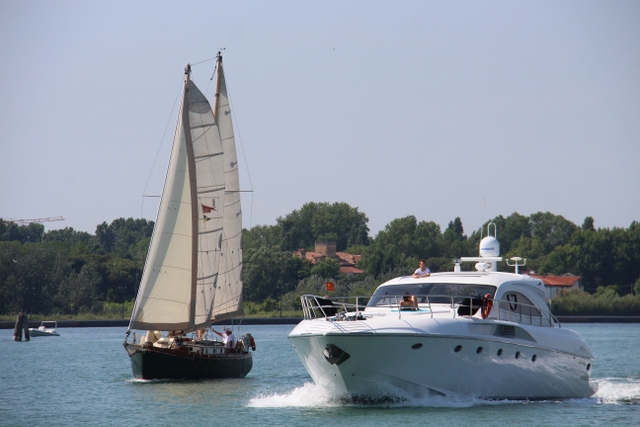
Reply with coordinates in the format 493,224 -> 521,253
124,343 -> 253,380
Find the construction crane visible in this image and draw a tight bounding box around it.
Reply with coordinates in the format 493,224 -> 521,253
4,216 -> 65,225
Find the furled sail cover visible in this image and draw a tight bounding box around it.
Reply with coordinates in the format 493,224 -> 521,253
130,76 -> 225,332
212,62 -> 244,321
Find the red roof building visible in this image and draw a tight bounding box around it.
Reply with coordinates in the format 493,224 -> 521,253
527,273 -> 582,301
293,241 -> 364,276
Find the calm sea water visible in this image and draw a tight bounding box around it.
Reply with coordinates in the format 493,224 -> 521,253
1,323 -> 638,427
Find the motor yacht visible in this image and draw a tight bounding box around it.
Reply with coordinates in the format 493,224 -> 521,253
287,224 -> 597,400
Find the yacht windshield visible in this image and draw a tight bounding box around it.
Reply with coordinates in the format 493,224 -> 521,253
366,283 -> 496,307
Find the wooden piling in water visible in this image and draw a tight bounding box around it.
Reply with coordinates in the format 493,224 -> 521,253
13,312 -> 30,341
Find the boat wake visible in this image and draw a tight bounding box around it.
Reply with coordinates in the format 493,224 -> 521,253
249,382 -> 491,408
248,377 -> 640,408
249,382 -> 343,407
593,377 -> 640,405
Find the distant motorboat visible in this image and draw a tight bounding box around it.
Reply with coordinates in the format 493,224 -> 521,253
29,321 -> 60,337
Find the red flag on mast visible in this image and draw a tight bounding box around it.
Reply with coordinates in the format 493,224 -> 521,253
201,204 -> 216,213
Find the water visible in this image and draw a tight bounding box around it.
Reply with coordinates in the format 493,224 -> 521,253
1,323 -> 638,427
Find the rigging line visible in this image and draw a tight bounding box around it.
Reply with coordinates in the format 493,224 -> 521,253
192,55 -> 217,66
140,78 -> 185,219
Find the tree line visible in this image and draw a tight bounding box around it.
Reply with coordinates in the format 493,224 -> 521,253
1,202 -> 639,317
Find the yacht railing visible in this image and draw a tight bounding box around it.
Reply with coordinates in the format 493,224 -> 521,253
299,294 -> 561,328
300,295 -> 369,320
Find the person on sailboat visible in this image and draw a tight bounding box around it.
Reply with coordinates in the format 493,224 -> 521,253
213,328 -> 236,352
412,259 -> 431,278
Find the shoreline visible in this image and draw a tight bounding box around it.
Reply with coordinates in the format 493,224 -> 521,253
0,317 -> 304,329
2,315 -> 639,329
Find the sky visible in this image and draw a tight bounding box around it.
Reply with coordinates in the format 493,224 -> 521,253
1,0 -> 639,238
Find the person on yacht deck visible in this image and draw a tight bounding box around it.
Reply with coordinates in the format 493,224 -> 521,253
412,259 -> 431,278
400,292 -> 418,310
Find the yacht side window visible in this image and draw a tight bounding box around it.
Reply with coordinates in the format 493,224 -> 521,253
500,292 -> 541,317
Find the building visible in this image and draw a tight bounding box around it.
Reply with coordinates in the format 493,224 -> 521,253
528,273 -> 583,301
293,241 -> 364,276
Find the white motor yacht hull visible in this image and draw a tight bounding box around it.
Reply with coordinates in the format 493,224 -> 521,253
289,224 -> 598,401
288,316 -> 597,400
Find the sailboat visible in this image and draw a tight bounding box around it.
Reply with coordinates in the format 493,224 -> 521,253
123,53 -> 254,380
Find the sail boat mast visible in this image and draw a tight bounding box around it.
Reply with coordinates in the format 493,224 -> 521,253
182,64 -> 200,330
213,52 -> 223,120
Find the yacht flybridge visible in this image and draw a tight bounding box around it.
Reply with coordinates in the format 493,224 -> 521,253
287,223 -> 597,400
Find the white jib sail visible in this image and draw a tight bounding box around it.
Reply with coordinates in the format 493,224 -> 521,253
212,59 -> 244,321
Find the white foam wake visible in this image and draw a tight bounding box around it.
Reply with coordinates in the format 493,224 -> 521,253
249,382 -> 490,408
249,377 -> 640,408
593,377 -> 640,405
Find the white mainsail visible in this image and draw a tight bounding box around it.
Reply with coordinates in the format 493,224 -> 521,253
129,58 -> 240,332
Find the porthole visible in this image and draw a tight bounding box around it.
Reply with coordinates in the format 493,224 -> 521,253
587,363 -> 591,371
531,354 -> 537,362
412,343 -> 423,349
454,345 -> 462,352
497,349 -> 503,356
476,346 -> 483,354
515,351 -> 521,359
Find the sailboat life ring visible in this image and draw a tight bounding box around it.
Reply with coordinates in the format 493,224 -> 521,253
481,294 -> 493,319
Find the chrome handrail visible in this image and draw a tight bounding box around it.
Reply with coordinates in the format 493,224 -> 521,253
299,294 -> 561,328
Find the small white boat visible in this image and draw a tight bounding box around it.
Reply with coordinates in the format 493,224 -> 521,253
288,223 -> 598,401
29,321 -> 60,337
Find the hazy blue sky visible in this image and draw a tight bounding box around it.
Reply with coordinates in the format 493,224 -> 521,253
2,0 -> 639,238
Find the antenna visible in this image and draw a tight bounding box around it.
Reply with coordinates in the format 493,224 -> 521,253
481,196 -> 486,239
506,257 -> 527,274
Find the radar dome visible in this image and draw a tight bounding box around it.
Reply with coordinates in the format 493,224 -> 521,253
479,236 -> 500,257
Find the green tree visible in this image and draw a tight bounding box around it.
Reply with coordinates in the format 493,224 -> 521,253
0,241 -> 69,315
360,216 -> 441,277
277,202 -> 369,251
529,212 -> 578,253
582,216 -> 595,231
505,236 -> 547,272
442,217 -> 471,259
95,218 -> 154,257
0,220 -> 45,243
310,258 -> 341,279
55,263 -> 102,314
96,222 -> 115,253
242,224 -> 283,252
243,246 -> 310,302
496,213 -> 532,254
104,257 -> 140,303
541,229 -> 614,293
